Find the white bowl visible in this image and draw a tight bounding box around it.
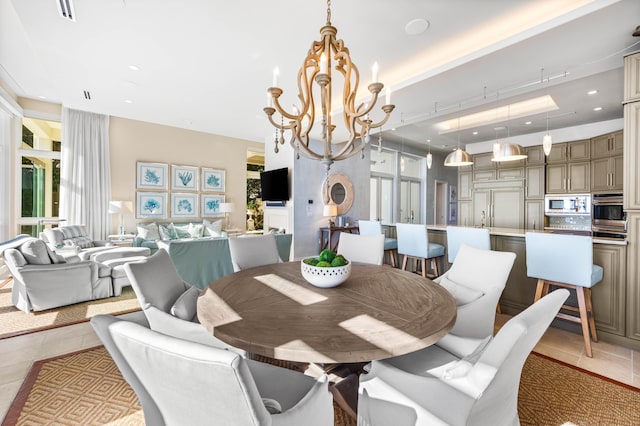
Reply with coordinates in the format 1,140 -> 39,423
300,260 -> 351,288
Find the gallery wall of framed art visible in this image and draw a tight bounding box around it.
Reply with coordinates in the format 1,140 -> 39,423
136,162 -> 225,219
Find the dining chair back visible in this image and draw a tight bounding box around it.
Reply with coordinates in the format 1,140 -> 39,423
92,314 -> 334,426
336,232 -> 384,265
358,289 -> 569,426
125,249 -> 240,351
525,232 -> 602,357
395,223 -> 445,278
445,226 -> 490,263
228,234 -> 281,271
358,220 -> 397,267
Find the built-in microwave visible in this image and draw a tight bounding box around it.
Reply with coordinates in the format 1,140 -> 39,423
544,194 -> 591,216
592,193 -> 626,238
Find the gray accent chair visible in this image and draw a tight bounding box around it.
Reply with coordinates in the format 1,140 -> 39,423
40,225 -> 116,260
432,244 -> 516,358
91,314 -> 334,426
124,249 -> 242,353
228,234 -> 283,272
3,238 -> 112,312
358,289 -> 569,426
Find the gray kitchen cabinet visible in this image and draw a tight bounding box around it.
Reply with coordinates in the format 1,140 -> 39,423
472,186 -> 524,229
546,161 -> 590,194
525,199 -> 544,231
525,166 -> 545,199
458,171 -> 473,200
591,155 -> 623,192
591,131 -> 623,159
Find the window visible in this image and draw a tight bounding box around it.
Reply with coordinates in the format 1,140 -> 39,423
399,153 -> 423,223
370,149 -> 395,224
18,117 -> 62,236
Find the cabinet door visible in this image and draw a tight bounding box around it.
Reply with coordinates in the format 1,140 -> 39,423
591,134 -> 613,159
611,155 -> 623,190
473,153 -> 496,170
525,166 -> 545,199
568,140 -> 590,161
473,170 -> 496,181
546,164 -> 567,193
592,244 -> 626,336
458,171 -> 472,200
458,200 -> 473,227
546,143 -> 567,163
491,188 -> 524,228
525,146 -> 545,165
567,162 -> 590,193
525,200 -> 544,230
591,157 -> 612,192
497,167 -> 524,180
611,131 -> 624,156
624,102 -> 640,209
624,52 -> 640,103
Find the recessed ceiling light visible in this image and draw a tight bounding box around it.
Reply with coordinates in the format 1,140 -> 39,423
38,95 -> 46,99
124,99 -> 133,104
472,131 -> 478,135
128,65 -> 140,71
427,139 -> 431,142
405,18 -> 429,35
593,106 -> 603,111
587,90 -> 598,95
525,121 -> 532,125
391,127 -> 397,131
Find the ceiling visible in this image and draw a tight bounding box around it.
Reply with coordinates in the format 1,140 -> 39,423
1,0 -> 639,155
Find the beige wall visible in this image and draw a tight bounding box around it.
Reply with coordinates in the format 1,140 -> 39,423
110,116 -> 262,234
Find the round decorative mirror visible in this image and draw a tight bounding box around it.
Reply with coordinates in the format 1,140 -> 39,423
322,173 -> 354,216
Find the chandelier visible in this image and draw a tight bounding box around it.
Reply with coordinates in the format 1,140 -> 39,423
264,0 -> 395,170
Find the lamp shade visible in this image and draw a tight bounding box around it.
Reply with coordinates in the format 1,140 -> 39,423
219,203 -> 235,213
426,153 -> 433,169
543,134 -> 553,156
444,148 -> 473,167
108,201 -> 122,214
323,203 -> 338,217
491,142 -> 528,162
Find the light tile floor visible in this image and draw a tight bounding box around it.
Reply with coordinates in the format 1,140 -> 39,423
0,313 -> 638,423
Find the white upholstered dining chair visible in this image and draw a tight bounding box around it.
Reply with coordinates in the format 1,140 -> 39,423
336,232 -> 385,265
445,226 -> 491,264
228,234 -> 282,271
358,220 -> 397,267
124,249 -> 241,352
91,314 -> 334,426
358,289 -> 569,426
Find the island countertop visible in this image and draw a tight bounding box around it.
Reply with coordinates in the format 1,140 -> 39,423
423,224 -> 627,245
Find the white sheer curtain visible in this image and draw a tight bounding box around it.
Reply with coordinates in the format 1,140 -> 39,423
60,108 -> 111,239
0,110 -> 10,242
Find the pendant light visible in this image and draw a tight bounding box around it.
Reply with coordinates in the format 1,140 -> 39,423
541,69 -> 553,155
444,113 -> 473,167
492,104 -> 527,162
426,138 -> 433,169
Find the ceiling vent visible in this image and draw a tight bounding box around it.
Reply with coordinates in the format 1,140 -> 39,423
56,0 -> 76,22
83,90 -> 91,100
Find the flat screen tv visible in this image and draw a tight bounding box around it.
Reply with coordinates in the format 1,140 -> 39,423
260,167 -> 290,202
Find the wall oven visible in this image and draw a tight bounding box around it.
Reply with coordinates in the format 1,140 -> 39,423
592,193 -> 626,239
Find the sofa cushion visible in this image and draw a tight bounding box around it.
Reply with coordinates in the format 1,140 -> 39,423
45,245 -> 67,264
438,275 -> 483,306
60,225 -> 89,239
65,236 -> 95,249
4,249 -> 27,267
203,219 -> 223,237
158,223 -> 178,240
43,228 -> 65,246
173,224 -> 191,239
137,223 -> 160,241
188,222 -> 204,238
170,285 -> 200,321
20,240 -> 51,265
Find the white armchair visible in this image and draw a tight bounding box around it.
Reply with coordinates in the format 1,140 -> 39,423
91,314 -> 334,426
3,238 -> 112,312
124,248 -> 242,353
358,289 -> 569,426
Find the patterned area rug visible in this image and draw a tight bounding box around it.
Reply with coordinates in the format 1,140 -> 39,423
3,346 -> 639,425
0,280 -> 140,339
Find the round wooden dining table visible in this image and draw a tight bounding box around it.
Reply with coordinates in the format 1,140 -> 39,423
197,261 -> 456,364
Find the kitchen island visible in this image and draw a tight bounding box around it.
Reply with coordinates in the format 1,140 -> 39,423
423,225 -> 636,351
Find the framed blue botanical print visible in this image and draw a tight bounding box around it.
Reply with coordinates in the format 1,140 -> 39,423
201,194 -> 225,217
137,162 -> 168,190
202,168 -> 225,192
136,192 -> 168,219
171,193 -> 199,218
171,165 -> 199,191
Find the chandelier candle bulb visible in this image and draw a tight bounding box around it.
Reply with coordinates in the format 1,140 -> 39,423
272,67 -> 279,87
320,53 -> 327,74
372,62 -> 379,83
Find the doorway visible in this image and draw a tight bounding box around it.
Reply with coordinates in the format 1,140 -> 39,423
434,180 -> 448,225
246,149 -> 264,232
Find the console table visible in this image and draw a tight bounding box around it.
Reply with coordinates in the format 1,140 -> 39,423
319,225 -> 359,252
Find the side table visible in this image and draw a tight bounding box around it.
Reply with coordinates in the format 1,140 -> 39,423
319,226 -> 359,252
107,234 -> 135,247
